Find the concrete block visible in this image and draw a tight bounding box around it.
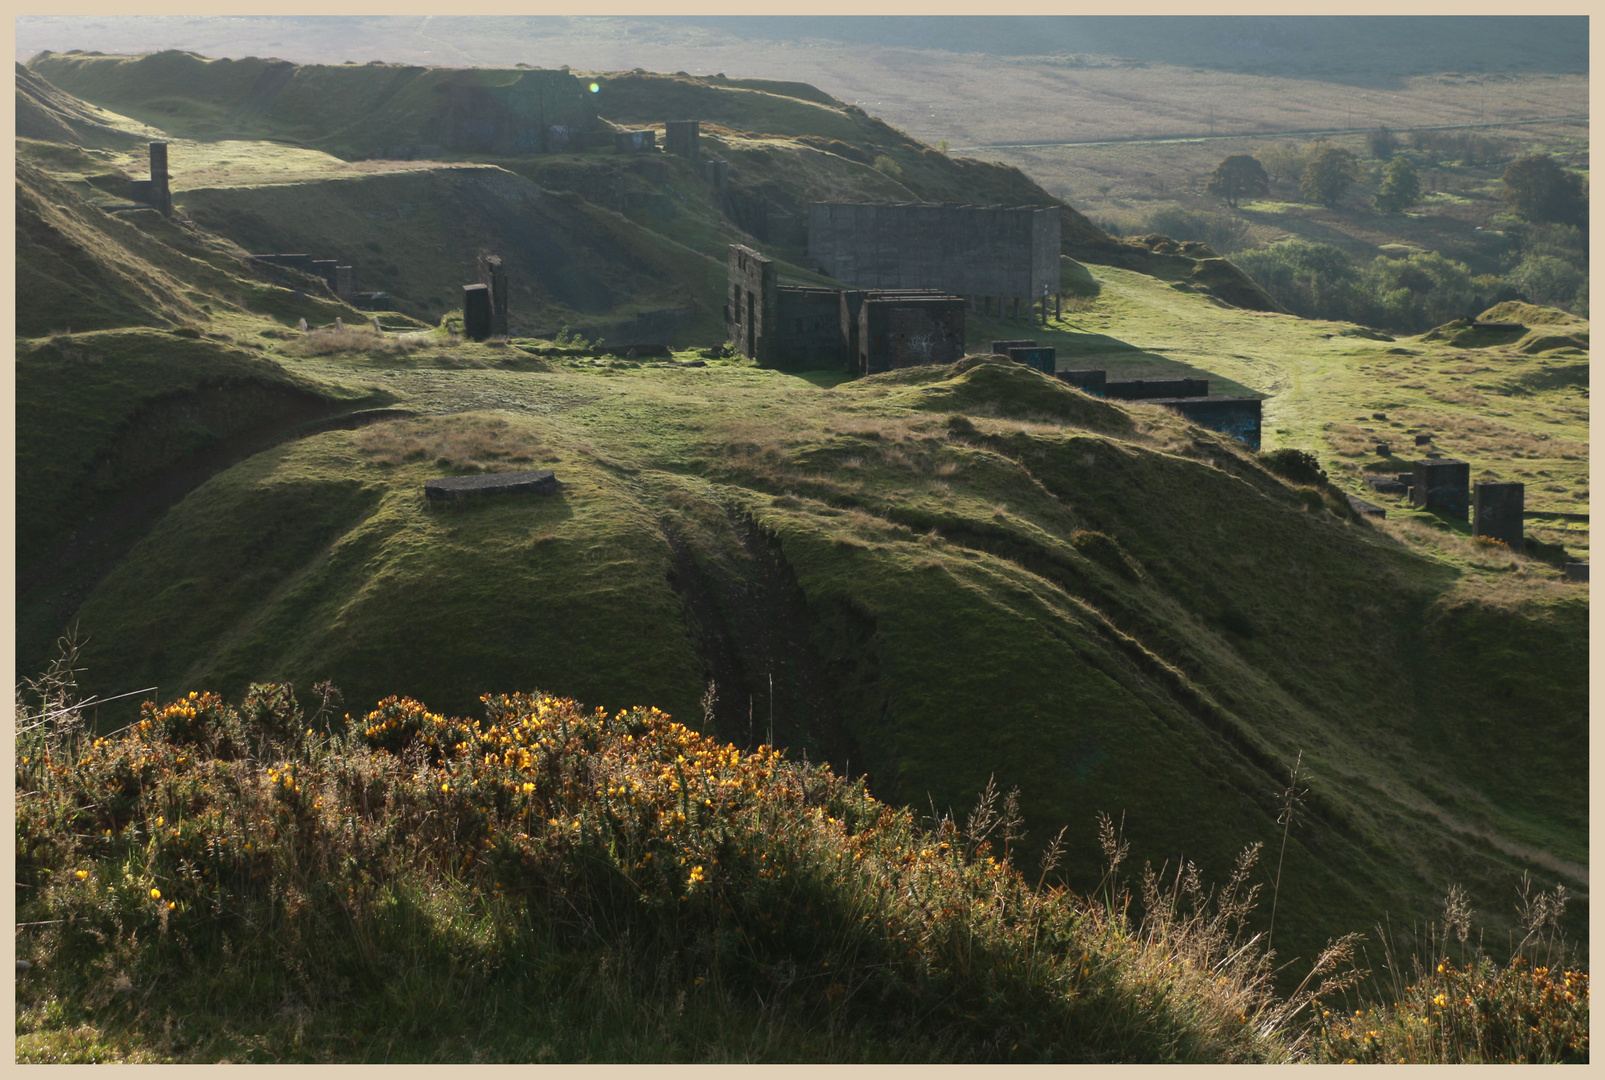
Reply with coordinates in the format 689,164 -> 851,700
425,470 -> 557,501
665,120 -> 700,159
990,338 -> 1037,355
1412,458 -> 1470,520
1006,346 -> 1056,374
463,283 -> 492,341
1473,481 -> 1525,549
1057,369 -> 1107,395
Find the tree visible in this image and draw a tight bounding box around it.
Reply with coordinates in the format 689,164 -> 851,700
1205,154 -> 1270,209
1501,154 -> 1587,228
1373,157 -> 1422,214
1366,126 -> 1397,160
1300,147 -> 1360,209
1255,143 -> 1308,185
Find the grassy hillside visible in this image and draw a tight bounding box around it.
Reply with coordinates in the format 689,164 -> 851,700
15,161 -> 361,336
46,346 -> 1586,973
13,47 -> 1586,1062
25,53 -> 1282,314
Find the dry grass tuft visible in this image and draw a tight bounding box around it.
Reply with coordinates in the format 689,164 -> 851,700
282,325 -> 438,358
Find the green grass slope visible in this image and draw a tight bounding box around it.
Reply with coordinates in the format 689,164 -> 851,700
16,159 -> 362,336
52,352 -> 1585,970
14,329 -> 379,672
174,163 -> 729,337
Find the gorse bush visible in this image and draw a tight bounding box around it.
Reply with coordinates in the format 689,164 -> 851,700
16,682 -> 1295,1062
14,671 -> 1587,1062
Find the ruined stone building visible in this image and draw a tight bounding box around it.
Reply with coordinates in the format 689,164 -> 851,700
807,203 -> 1061,320
727,245 -> 963,374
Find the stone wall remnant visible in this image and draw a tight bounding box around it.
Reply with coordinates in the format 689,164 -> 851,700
727,244 -> 777,364
1472,482 -> 1525,550
130,141 -> 173,215
1412,458 -> 1471,520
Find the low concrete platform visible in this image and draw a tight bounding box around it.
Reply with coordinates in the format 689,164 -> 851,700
425,470 -> 558,501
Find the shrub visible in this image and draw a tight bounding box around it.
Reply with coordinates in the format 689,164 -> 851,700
1257,448 -> 1328,487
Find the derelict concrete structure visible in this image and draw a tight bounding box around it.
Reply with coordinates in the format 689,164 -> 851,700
1473,481 -> 1525,549
807,203 -> 1061,320
1412,459 -> 1471,521
857,293 -> 966,374
726,245 -> 966,373
129,141 -> 172,216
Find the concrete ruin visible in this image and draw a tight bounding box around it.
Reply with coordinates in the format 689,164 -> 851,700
665,120 -> 700,160
614,130 -> 656,153
1058,370 -> 1210,401
1150,397 -> 1264,450
477,254 -> 509,337
250,252 -> 391,310
128,141 -> 172,215
726,245 -> 966,373
1473,481 -> 1525,550
1057,368 -> 1261,448
463,284 -> 492,341
857,292 -> 966,374
807,203 -> 1061,321
993,341 -> 1055,374
425,470 -> 558,501
1412,458 -> 1471,520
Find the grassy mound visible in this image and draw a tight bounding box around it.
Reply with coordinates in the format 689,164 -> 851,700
856,355 -> 1134,433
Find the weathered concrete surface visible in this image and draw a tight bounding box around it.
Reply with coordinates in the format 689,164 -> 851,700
424,470 -> 558,501
808,202 -> 1059,302
1412,459 -> 1471,521
1473,481 -> 1525,550
1148,396 -> 1263,450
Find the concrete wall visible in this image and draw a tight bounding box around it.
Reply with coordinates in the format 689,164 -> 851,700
1150,397 -> 1263,450
1102,377 -> 1210,400
774,288 -> 844,370
726,244 -> 777,364
859,294 -> 966,374
665,120 -> 700,159
1007,346 -> 1056,374
807,203 -> 1060,301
